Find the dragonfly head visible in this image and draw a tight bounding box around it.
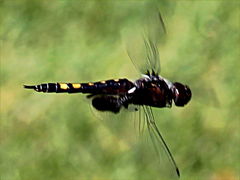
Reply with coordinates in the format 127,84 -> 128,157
172,82 -> 191,107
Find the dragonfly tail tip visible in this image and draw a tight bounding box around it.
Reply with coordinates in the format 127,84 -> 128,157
23,85 -> 35,89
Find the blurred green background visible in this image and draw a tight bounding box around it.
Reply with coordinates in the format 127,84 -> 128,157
1,0 -> 239,180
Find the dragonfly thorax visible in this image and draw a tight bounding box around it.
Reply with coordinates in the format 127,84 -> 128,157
132,75 -> 191,108
132,75 -> 173,108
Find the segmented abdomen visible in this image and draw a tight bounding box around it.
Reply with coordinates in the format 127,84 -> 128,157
24,78 -> 134,95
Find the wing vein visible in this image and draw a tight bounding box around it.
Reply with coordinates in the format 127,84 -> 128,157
143,106 -> 180,178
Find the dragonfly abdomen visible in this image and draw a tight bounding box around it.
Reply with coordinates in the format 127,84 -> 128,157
24,83 -> 83,93
24,78 -> 134,94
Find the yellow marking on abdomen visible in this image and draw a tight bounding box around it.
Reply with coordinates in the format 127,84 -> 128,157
88,82 -> 94,86
72,83 -> 81,89
114,79 -> 119,82
100,81 -> 106,83
59,83 -> 69,90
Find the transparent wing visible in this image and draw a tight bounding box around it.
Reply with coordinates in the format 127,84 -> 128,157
143,106 -> 180,179
123,9 -> 166,75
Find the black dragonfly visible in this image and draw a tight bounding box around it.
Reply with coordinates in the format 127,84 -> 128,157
24,10 -> 191,178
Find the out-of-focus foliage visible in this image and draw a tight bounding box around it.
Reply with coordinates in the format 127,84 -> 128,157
1,0 -> 239,180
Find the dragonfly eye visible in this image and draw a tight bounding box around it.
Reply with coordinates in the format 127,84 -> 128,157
172,82 -> 192,107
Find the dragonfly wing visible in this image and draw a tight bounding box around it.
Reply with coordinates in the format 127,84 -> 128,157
143,106 -> 180,179
123,9 -> 166,75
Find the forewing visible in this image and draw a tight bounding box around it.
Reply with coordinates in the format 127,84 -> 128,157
123,9 -> 166,75
143,106 -> 180,179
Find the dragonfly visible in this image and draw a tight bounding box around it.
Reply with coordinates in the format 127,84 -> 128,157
24,10 -> 191,178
